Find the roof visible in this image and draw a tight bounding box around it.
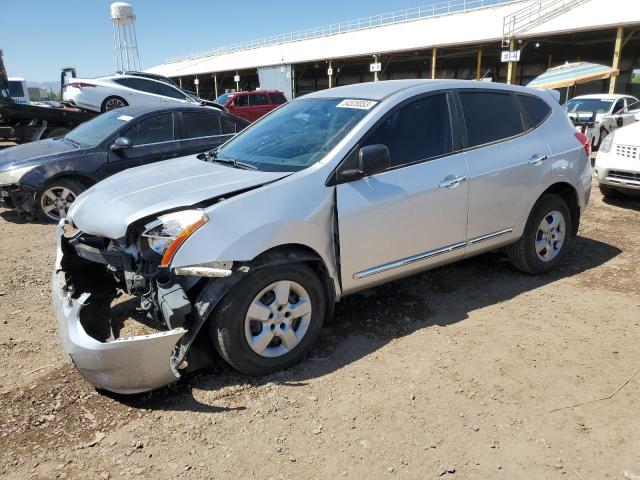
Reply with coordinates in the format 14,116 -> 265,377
571,94 -> 630,100
107,104 -> 229,116
146,0 -> 640,78
304,79 -> 542,100
527,62 -> 617,89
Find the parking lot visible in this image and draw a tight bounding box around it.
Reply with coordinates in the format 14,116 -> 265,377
0,178 -> 638,479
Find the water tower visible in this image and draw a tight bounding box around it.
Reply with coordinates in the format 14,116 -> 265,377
110,2 -> 141,72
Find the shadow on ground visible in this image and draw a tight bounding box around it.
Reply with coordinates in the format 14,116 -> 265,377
113,235 -> 621,412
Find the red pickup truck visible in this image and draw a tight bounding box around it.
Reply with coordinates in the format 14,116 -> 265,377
214,90 -> 287,122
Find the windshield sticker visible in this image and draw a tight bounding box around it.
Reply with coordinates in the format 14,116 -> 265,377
336,99 -> 377,110
117,115 -> 133,122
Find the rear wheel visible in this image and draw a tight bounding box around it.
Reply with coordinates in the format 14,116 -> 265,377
507,194 -> 572,275
101,96 -> 128,112
35,178 -> 86,223
209,263 -> 326,376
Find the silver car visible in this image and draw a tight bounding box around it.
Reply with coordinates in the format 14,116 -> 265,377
52,80 -> 592,394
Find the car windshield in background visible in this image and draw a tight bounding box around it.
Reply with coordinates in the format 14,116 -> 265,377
214,94 -> 233,105
564,99 -> 613,114
64,110 -> 133,148
215,98 -> 376,172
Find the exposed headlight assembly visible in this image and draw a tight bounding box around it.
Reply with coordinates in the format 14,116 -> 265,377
0,165 -> 35,186
140,210 -> 208,267
600,131 -> 615,154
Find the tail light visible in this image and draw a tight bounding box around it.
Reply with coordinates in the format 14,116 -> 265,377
66,82 -> 96,89
574,132 -> 591,157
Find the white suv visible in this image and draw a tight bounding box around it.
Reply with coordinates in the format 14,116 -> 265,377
52,80 -> 592,394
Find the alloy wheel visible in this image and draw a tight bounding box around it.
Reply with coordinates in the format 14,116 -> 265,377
40,186 -> 76,221
535,210 -> 566,262
244,280 -> 312,358
104,98 -> 126,111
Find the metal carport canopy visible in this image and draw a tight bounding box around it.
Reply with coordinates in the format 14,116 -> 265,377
527,62 -> 618,89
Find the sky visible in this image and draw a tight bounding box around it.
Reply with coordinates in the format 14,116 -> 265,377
1,0 -> 439,82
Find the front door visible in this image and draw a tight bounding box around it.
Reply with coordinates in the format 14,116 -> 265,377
105,112 -> 179,176
336,93 -> 470,294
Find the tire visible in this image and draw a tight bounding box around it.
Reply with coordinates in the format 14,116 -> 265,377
507,194 -> 572,275
209,263 -> 326,376
599,184 -> 620,198
35,178 -> 86,223
43,127 -> 70,139
594,127 -> 608,151
101,96 -> 128,112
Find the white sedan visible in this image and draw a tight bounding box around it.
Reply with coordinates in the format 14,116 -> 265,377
62,74 -> 200,112
595,121 -> 640,197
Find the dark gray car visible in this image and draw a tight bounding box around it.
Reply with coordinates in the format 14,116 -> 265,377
0,105 -> 248,221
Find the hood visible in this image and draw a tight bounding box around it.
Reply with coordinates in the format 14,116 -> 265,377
0,138 -> 82,171
611,121 -> 640,145
68,155 -> 289,239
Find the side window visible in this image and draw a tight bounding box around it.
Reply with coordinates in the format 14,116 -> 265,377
269,93 -> 287,105
613,98 -> 625,114
234,95 -> 249,107
221,117 -> 237,134
113,78 -> 134,88
182,112 -> 222,138
129,78 -> 157,94
517,94 -> 551,129
249,93 -> 270,106
363,93 -> 452,168
156,82 -> 187,100
459,91 -> 524,147
125,113 -> 174,145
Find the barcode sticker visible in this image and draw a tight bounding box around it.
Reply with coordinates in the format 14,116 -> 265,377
117,115 -> 133,121
336,99 -> 377,110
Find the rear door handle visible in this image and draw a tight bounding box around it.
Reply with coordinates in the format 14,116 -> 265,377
528,153 -> 548,164
439,174 -> 467,189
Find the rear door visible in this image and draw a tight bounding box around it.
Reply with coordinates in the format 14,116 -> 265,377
336,92 -> 470,294
178,111 -> 236,156
105,112 -> 179,175
248,92 -> 272,120
457,89 -> 551,255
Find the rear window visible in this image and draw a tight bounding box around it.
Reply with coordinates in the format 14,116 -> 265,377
269,93 -> 287,105
518,94 -> 551,128
183,112 -> 221,138
249,93 -> 270,106
221,117 -> 237,134
8,81 -> 24,98
459,91 -> 525,147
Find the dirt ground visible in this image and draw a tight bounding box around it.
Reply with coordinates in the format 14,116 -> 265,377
0,178 -> 639,480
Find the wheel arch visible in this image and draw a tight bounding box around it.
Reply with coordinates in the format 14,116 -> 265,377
539,181 -> 581,237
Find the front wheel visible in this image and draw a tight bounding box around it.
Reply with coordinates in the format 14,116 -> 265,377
210,263 -> 326,376
507,194 -> 572,275
35,178 -> 86,223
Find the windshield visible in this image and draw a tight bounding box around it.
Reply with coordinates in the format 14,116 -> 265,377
215,98 -> 375,172
214,94 -> 233,105
564,98 -> 613,114
65,110 -> 134,148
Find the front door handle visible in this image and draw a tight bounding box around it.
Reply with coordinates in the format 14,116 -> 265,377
528,153 -> 548,164
439,174 -> 467,189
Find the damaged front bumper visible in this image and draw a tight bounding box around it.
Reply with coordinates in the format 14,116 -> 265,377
51,223 -> 187,394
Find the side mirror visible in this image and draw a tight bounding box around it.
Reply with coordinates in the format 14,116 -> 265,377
110,136 -> 132,151
339,144 -> 390,182
359,144 -> 390,176
616,116 -> 624,127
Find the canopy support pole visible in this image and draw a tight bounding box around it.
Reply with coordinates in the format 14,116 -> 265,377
431,48 -> 437,79
609,27 -> 623,94
213,73 -> 218,99
476,49 -> 482,80
507,38 -> 517,85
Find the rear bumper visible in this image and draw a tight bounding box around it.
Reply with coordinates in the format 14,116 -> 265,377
51,223 -> 186,394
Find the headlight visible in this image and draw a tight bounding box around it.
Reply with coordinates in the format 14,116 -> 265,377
140,210 -> 208,267
0,165 -> 35,185
600,131 -> 615,154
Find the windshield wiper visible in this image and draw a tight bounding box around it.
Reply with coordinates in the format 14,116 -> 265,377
205,150 -> 257,170
64,137 -> 81,148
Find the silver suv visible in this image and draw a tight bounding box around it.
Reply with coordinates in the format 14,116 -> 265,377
52,80 -> 592,393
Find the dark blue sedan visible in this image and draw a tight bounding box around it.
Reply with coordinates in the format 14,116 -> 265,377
0,105 -> 249,222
